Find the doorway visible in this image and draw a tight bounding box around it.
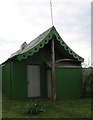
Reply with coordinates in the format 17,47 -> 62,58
27,65 -> 40,97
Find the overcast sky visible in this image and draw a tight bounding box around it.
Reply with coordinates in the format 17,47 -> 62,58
0,0 -> 92,66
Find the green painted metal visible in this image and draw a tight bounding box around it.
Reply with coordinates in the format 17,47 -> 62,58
2,61 -> 27,99
11,61 -> 27,99
2,62 -> 12,98
56,67 -> 83,99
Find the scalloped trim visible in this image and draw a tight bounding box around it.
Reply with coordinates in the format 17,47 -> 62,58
17,34 -> 53,61
17,27 -> 84,62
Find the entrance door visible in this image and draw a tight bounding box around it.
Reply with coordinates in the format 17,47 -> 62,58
27,65 -> 40,97
47,70 -> 52,98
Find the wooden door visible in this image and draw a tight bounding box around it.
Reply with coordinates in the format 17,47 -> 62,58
27,65 -> 40,97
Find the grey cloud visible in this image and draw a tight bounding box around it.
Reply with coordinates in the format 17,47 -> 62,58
0,38 -> 23,46
0,0 -> 91,63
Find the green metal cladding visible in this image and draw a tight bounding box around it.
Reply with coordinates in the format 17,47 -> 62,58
2,61 -> 27,99
2,26 -> 84,99
56,67 -> 83,99
2,62 -> 11,97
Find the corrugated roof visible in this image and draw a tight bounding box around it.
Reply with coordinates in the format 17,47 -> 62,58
7,26 -> 84,63
10,27 -> 52,58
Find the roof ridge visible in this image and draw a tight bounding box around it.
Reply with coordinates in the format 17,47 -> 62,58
3,26 -> 84,63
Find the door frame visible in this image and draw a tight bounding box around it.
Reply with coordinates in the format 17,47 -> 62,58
27,65 -> 40,97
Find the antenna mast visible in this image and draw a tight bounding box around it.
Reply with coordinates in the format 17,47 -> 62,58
50,0 -> 53,26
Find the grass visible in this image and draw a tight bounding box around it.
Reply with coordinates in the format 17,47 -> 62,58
2,95 -> 91,118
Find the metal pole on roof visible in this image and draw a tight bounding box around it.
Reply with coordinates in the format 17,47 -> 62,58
51,37 -> 56,101
50,0 -> 53,26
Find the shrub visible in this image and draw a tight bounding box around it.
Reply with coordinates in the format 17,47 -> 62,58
82,67 -> 92,97
23,103 -> 45,115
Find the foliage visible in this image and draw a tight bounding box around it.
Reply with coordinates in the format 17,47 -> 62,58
23,103 -> 45,115
82,67 -> 92,97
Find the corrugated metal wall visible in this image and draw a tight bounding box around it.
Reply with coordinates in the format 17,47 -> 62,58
56,67 -> 83,99
2,62 -> 12,98
11,61 -> 27,99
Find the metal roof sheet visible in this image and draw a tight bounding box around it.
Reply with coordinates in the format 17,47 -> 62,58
10,27 -> 52,58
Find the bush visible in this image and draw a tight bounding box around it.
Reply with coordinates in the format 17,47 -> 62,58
82,67 -> 92,97
23,103 -> 45,115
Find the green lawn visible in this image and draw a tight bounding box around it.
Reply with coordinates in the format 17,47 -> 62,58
2,95 -> 91,118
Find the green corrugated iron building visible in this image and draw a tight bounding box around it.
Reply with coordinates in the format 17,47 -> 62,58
2,26 -> 84,99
